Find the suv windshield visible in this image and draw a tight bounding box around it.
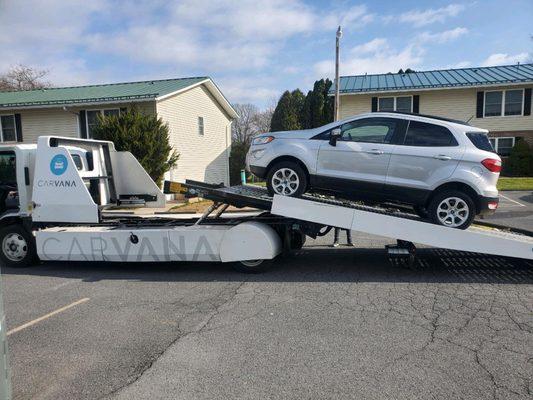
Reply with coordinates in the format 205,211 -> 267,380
0,152 -> 16,184
466,132 -> 495,152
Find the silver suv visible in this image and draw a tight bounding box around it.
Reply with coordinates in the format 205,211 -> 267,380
246,112 -> 501,229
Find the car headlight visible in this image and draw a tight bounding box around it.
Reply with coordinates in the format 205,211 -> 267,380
252,136 -> 275,145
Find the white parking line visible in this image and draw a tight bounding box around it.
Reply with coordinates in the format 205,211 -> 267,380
7,298 -> 90,336
500,194 -> 525,207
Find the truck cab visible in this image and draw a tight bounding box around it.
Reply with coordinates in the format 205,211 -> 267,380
0,136 -> 167,267
0,144 -> 35,224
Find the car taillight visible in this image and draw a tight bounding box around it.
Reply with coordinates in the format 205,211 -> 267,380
481,158 -> 501,173
488,201 -> 499,210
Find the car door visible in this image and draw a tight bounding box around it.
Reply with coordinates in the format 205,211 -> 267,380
316,117 -> 399,195
385,120 -> 465,202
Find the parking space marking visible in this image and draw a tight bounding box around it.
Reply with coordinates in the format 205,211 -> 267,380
7,298 -> 90,336
500,194 -> 525,207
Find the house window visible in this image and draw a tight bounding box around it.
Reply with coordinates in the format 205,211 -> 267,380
378,96 -> 412,113
504,90 -> 523,116
198,117 -> 204,136
86,109 -> 120,138
0,115 -> 17,142
489,137 -> 516,156
484,90 -> 524,117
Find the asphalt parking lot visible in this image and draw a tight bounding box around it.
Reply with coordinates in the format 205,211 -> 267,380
2,226 -> 533,400
480,190 -> 533,230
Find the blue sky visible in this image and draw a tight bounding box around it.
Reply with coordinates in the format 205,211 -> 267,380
0,0 -> 531,108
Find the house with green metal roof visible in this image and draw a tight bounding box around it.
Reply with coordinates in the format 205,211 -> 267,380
330,63 -> 533,156
0,77 -> 238,185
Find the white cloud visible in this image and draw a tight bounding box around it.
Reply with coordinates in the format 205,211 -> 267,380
351,38 -> 388,54
315,39 -> 424,77
481,52 -> 531,66
418,27 -> 469,44
386,4 -> 465,27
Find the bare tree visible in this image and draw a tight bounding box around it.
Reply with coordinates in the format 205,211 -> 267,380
232,103 -> 260,147
253,107 -> 274,135
0,65 -> 51,91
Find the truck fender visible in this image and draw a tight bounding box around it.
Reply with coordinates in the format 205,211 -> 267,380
219,221 -> 282,263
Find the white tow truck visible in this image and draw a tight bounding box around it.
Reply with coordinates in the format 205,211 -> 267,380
0,136 -> 532,272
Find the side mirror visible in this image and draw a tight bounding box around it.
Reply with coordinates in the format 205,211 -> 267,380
329,128 -> 341,146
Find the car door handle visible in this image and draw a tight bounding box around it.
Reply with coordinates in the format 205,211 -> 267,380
365,149 -> 384,155
434,155 -> 451,161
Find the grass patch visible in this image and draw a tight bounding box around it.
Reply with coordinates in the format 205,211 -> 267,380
497,177 -> 533,191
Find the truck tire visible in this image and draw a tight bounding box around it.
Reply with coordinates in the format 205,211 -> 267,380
266,161 -> 307,197
232,259 -> 273,273
0,225 -> 36,268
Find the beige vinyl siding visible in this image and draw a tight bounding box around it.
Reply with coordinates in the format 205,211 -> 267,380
156,85 -> 232,186
16,108 -> 78,143
5,101 -> 156,143
339,85 -> 533,132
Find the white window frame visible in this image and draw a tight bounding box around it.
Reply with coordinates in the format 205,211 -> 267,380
86,108 -> 121,138
198,116 -> 205,136
490,136 -> 516,156
0,114 -> 17,143
484,89 -> 524,118
378,95 -> 413,113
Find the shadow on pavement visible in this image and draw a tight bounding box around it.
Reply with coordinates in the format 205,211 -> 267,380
2,247 -> 532,285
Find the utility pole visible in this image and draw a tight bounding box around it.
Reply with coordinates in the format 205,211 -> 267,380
334,25 -> 342,122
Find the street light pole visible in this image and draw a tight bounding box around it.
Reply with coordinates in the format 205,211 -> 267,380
334,25 -> 342,122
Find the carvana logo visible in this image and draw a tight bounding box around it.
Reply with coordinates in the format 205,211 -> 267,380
50,154 -> 68,176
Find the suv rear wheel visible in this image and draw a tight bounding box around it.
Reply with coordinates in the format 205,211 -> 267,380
428,190 -> 475,230
266,161 -> 307,197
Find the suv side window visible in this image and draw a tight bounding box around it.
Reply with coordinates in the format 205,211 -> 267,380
404,121 -> 458,147
340,118 -> 398,144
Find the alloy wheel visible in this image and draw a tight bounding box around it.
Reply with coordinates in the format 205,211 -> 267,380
436,197 -> 470,228
271,168 -> 300,196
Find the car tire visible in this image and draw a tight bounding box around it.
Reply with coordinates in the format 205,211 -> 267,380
232,259 -> 273,274
428,190 -> 476,230
266,161 -> 307,197
0,224 -> 36,268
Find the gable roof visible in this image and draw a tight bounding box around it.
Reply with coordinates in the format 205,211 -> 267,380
0,77 -> 238,118
330,63 -> 533,95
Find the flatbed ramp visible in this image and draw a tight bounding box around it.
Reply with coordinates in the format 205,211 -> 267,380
168,181 -> 533,260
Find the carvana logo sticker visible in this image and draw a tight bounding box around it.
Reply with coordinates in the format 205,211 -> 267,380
50,154 -> 68,176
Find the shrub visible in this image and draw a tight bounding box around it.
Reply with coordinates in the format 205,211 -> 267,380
502,140 -> 533,177
92,107 -> 179,186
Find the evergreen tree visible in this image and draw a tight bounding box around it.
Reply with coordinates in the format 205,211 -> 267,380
291,89 -> 305,128
269,78 -> 335,131
92,107 -> 179,186
322,78 -> 334,125
270,91 -> 301,131
310,79 -> 326,128
301,90 -> 313,129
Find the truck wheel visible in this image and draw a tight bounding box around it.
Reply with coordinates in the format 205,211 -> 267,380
266,161 -> 307,197
0,225 -> 36,268
232,259 -> 273,273
428,190 -> 475,230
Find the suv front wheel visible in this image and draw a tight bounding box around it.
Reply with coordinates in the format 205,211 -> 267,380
427,190 -> 476,230
266,161 -> 307,197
